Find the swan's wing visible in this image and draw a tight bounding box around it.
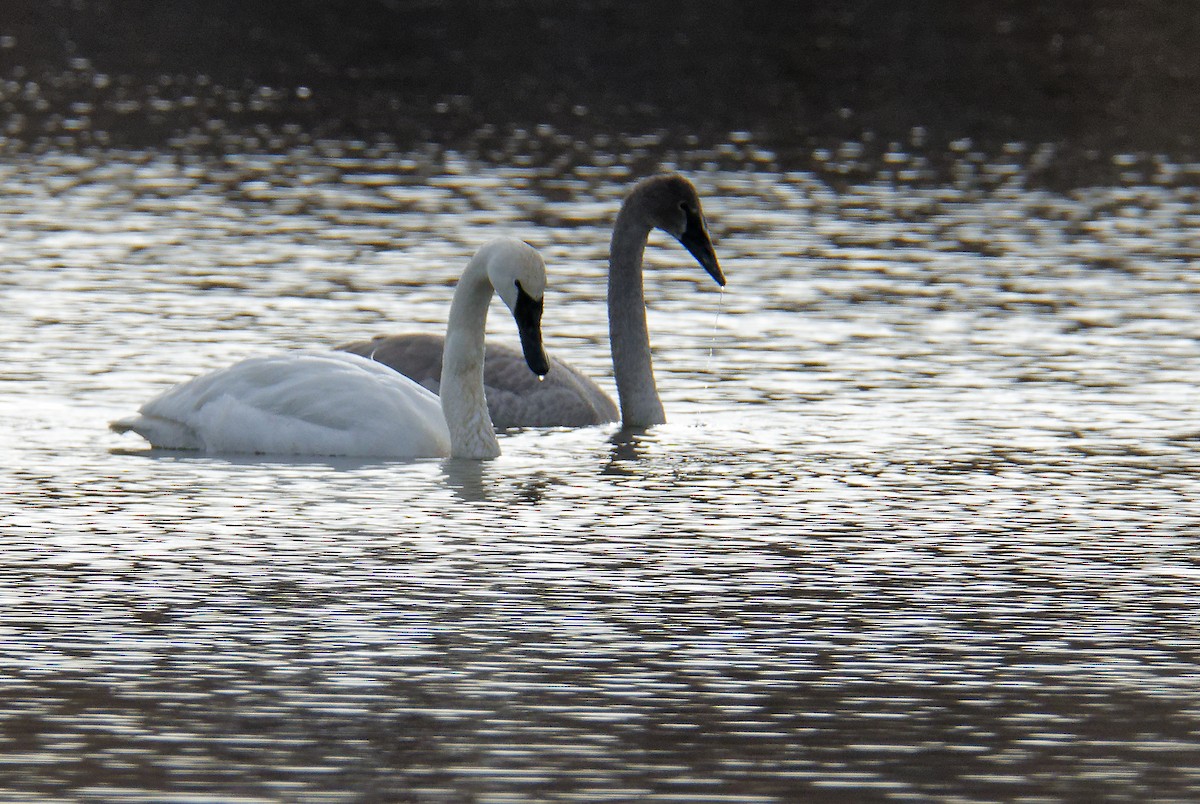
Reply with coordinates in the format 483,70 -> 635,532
113,352 -> 450,458
337,333 -> 444,393
483,349 -> 618,429
337,334 -> 618,428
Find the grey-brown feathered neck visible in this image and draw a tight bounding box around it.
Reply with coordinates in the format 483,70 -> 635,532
606,176 -> 699,426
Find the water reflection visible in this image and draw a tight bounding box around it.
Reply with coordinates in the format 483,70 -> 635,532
603,426 -> 657,473
441,457 -> 493,502
440,457 -> 561,504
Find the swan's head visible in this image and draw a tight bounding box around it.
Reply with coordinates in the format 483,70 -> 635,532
481,238 -> 551,378
635,174 -> 726,287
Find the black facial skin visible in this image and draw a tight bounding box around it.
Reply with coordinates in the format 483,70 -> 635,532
677,207 -> 725,286
513,281 -> 550,376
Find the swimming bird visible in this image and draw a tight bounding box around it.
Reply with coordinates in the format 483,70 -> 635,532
337,173 -> 724,428
110,238 -> 550,459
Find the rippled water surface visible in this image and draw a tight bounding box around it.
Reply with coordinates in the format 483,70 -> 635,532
4,142 -> 1200,802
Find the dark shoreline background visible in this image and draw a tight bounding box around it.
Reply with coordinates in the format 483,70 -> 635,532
1,1 -> 1198,187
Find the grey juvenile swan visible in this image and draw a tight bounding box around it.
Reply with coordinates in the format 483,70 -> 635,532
338,174 -> 724,428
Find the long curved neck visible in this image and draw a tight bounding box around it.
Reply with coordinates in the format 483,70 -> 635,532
441,255 -> 501,459
609,203 -> 665,426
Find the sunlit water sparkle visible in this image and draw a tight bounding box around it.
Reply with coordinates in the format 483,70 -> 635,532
3,143 -> 1200,802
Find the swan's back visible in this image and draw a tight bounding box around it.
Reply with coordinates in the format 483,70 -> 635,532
112,351 -> 451,457
339,333 -> 445,393
338,334 -> 618,428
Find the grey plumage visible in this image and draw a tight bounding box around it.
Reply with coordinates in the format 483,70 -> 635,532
337,174 -> 723,429
338,332 -> 617,429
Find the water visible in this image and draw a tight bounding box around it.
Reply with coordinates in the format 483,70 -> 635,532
3,131 -> 1200,802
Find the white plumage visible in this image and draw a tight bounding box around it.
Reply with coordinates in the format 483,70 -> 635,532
112,237 -> 550,459
112,352 -> 450,458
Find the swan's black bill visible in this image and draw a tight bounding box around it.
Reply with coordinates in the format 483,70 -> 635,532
678,209 -> 726,286
513,282 -> 551,377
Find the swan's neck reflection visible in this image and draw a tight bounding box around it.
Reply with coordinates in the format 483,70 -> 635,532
603,425 -> 657,474
441,458 -> 553,504
441,458 -> 492,501
441,426 -> 661,498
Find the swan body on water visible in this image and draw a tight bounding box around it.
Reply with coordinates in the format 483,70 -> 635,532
338,174 -> 724,428
111,238 -> 550,459
348,334 -> 618,428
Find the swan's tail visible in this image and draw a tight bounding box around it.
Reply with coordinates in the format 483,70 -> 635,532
110,415 -> 202,450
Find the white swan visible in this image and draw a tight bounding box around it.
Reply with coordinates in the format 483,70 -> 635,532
337,174 -> 724,428
110,238 -> 550,459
